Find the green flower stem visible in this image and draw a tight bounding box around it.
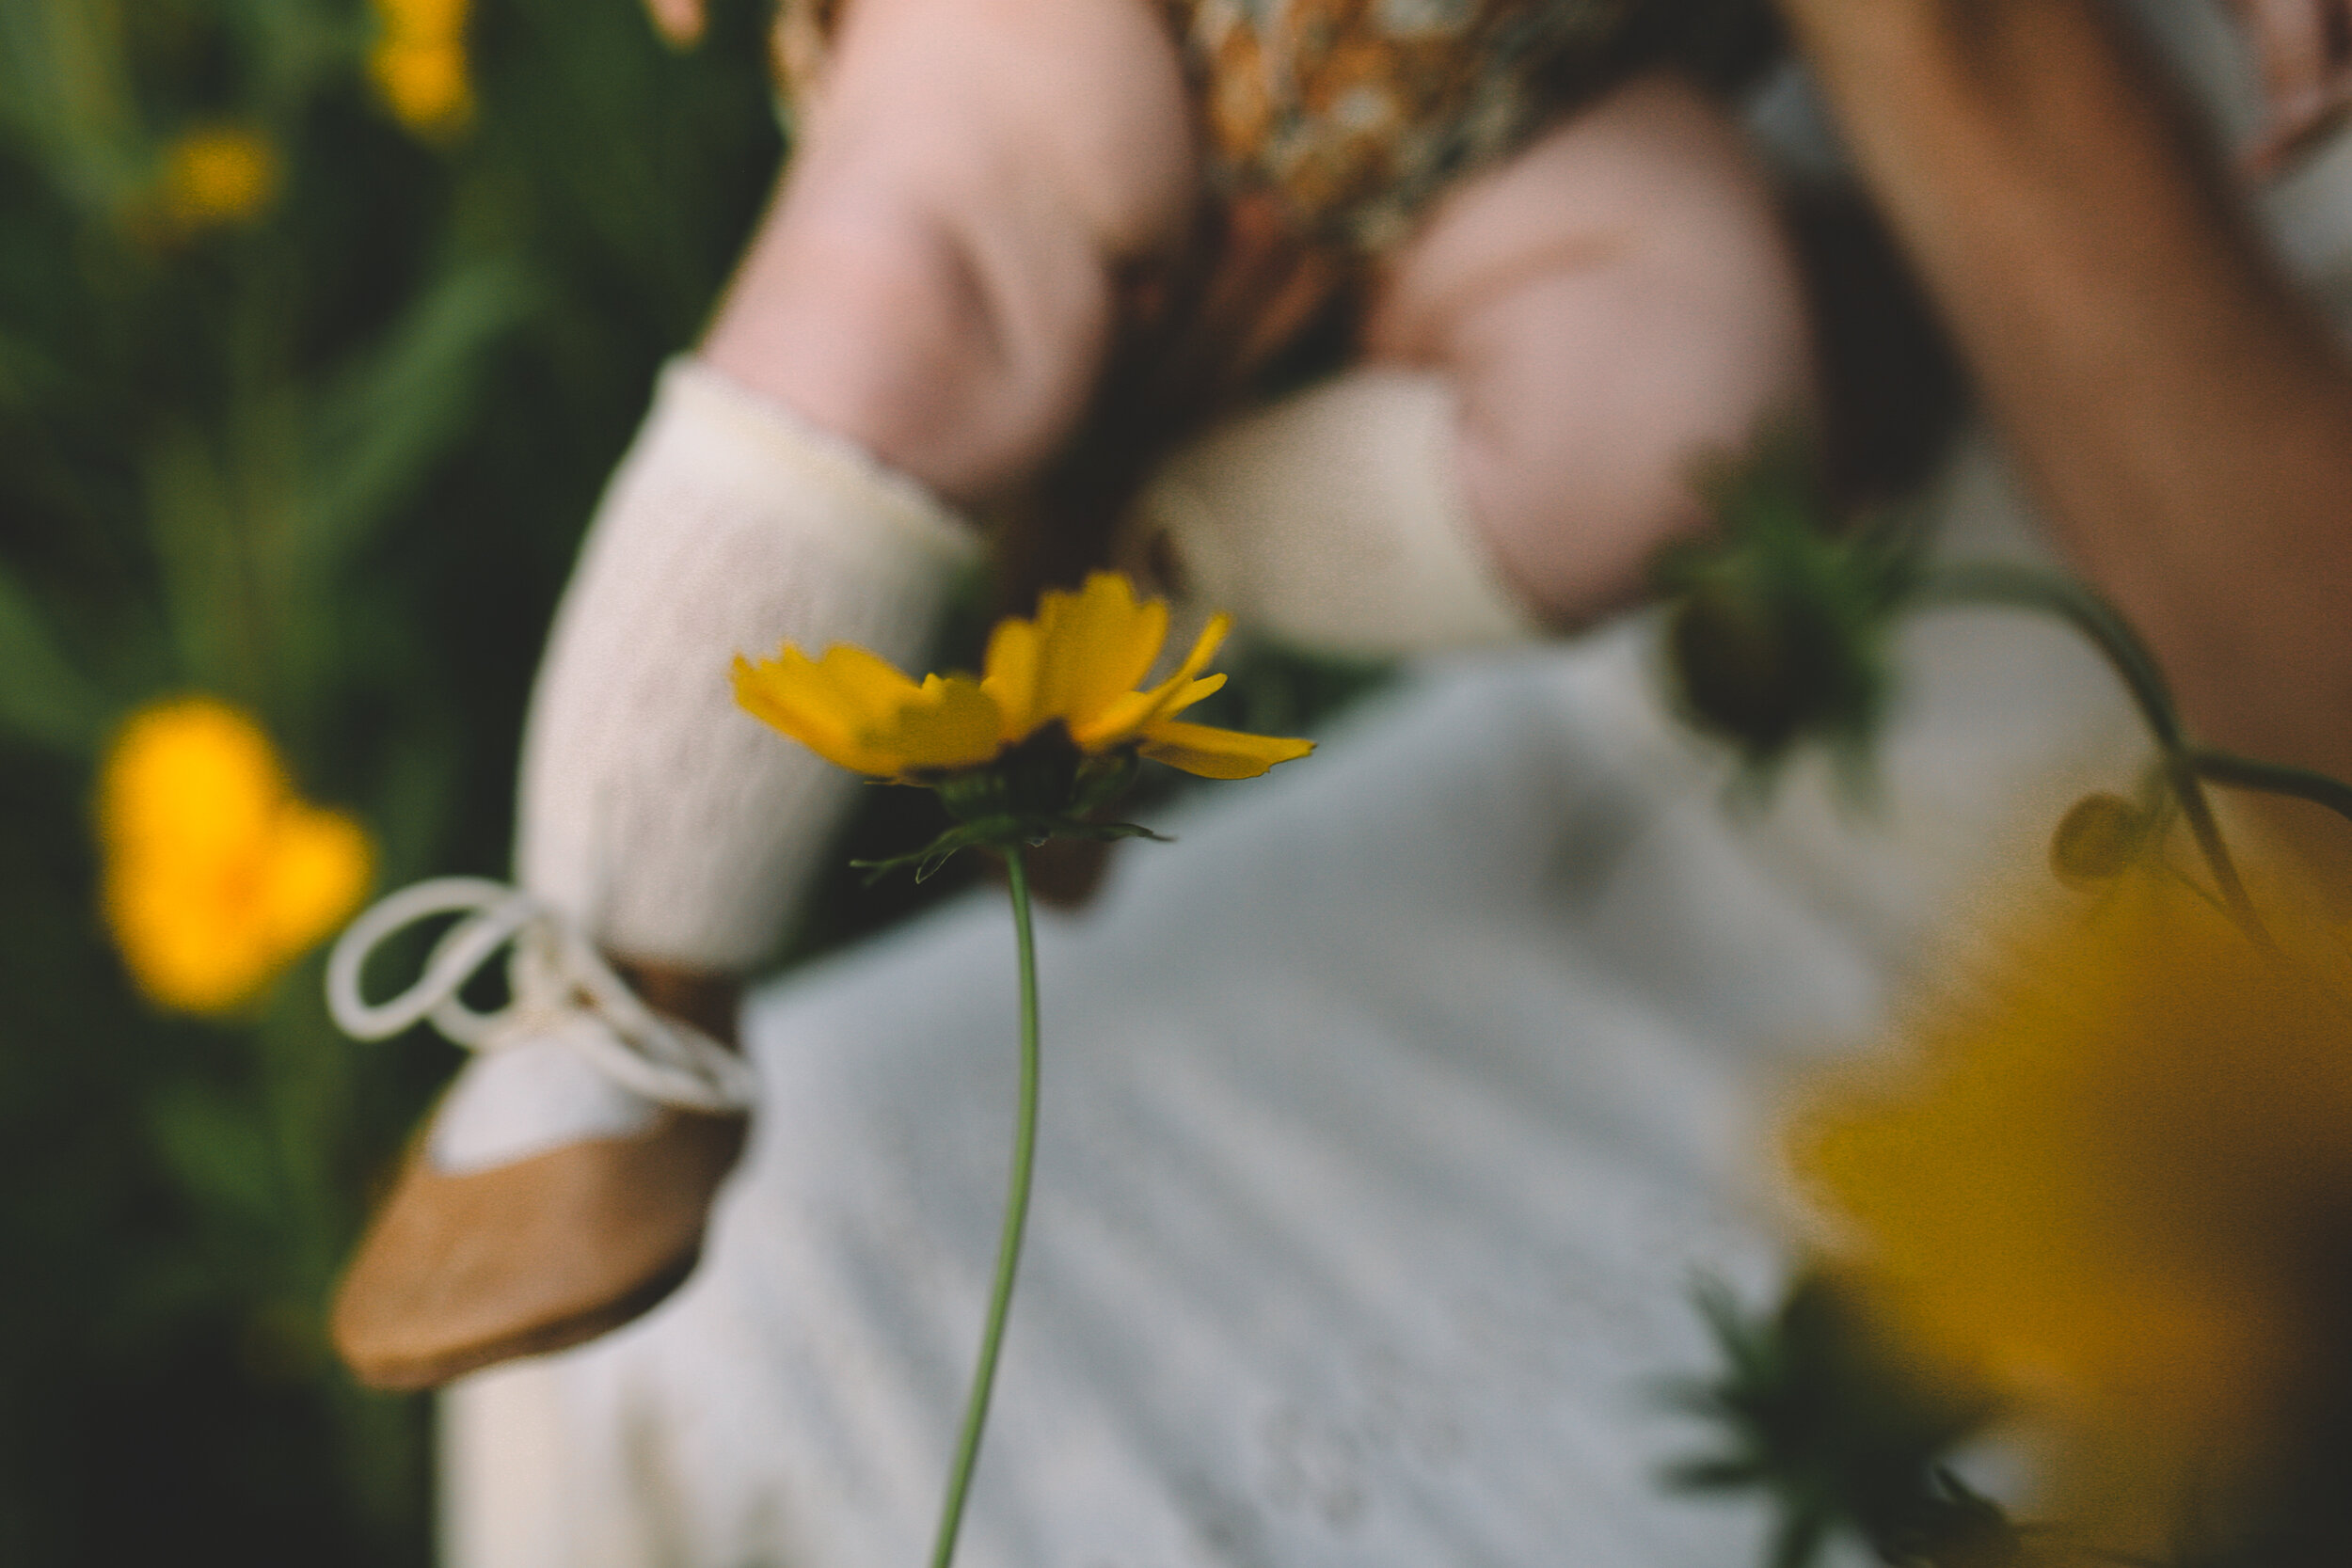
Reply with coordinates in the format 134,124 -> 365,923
1915,561 -> 2261,933
2187,748 -> 2352,833
928,843 -> 1042,1568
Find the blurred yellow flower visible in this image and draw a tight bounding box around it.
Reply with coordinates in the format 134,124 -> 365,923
734,571 -> 1314,782
370,0 -> 472,135
1790,865 -> 2352,1545
100,699 -> 373,1015
160,128 -> 279,227
380,0 -> 468,37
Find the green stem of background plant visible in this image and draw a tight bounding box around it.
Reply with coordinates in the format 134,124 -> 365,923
1916,562 -> 2262,934
927,843 -> 1041,1568
2187,748 -> 2352,832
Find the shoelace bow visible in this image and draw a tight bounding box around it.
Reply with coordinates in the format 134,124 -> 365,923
326,877 -> 757,1113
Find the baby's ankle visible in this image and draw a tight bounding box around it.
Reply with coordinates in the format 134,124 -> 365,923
612,958 -> 743,1051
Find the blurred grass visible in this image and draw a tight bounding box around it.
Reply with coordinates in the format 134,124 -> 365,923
0,0 -> 780,1558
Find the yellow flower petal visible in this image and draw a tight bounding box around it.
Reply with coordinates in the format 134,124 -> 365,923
102,700 -> 283,864
733,650 -> 901,775
1161,612 -> 1232,693
98,697 -> 375,1014
818,643 -> 931,716
262,806 -> 373,957
376,0 -> 468,35
1791,865 -> 2352,1548
371,38 -> 470,135
734,643 -> 957,774
739,573 -> 1312,786
108,862 -> 268,1013
161,128 -> 279,227
1136,719 -> 1314,780
1070,613 -> 1233,749
736,647 -> 1002,777
1030,573 -> 1169,736
867,673 -> 1004,774
1073,674 -> 1225,750
980,616 -> 1043,741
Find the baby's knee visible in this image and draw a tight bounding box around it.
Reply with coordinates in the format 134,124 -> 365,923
703,202 -> 1057,494
1368,76 -> 1814,624
1369,74 -> 1794,347
703,0 -> 1197,499
811,0 -> 1195,259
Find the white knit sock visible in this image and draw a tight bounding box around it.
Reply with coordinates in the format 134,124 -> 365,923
430,358 -> 979,1172
1123,369 -> 1540,657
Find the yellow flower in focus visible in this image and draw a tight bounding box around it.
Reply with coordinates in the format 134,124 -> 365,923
1791,866 -> 2352,1545
100,699 -> 373,1015
733,571 -> 1315,782
161,128 -> 279,228
370,0 -> 472,135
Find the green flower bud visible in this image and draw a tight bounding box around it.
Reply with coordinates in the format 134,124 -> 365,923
2048,792 -> 2149,888
1666,578 -> 1874,763
1657,429 -> 1914,773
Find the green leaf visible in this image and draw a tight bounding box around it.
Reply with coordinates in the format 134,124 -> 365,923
1663,1273 -> 2012,1568
141,422 -> 249,700
217,0 -> 371,113
307,258 -> 540,563
0,328 -> 67,418
0,557 -> 107,755
147,1083 -> 284,1233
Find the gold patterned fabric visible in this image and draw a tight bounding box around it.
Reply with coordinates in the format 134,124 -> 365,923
1183,0 -> 1636,251
773,0 -> 1772,256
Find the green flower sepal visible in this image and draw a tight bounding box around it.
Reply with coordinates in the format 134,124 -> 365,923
1666,1272 -> 2017,1568
852,728 -> 1169,884
1658,431 -> 1922,784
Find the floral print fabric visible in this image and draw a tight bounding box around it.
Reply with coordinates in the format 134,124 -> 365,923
773,0 -> 1721,254
1180,0 -> 1639,250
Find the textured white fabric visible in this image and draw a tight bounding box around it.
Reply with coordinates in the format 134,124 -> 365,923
1127,370 -> 1542,656
517,356 -> 980,971
439,432 -> 2147,1568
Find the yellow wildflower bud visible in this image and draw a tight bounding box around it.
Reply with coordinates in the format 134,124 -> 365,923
160,128 -> 279,228
371,38 -> 472,135
369,0 -> 472,136
99,698 -> 373,1015
376,0 -> 469,36
2046,791 -> 2149,888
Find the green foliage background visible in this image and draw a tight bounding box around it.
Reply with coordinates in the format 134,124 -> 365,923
0,0 -> 782,1557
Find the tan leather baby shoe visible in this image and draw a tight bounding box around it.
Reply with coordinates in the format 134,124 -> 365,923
326,878 -> 759,1391
332,1107 -> 744,1390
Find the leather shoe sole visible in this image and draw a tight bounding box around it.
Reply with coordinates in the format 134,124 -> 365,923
331,1107 -> 746,1391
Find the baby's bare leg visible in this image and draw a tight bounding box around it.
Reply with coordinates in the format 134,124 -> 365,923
1366,74 -> 1813,627
702,0 -> 1197,503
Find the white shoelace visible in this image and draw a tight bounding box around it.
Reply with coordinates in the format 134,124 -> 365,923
326,877 -> 758,1114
